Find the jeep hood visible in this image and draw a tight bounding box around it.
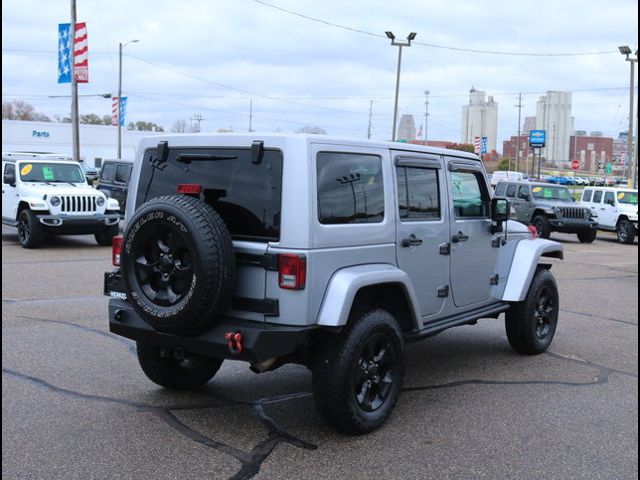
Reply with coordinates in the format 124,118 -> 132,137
20,182 -> 105,198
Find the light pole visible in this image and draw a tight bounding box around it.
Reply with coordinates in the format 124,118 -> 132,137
424,90 -> 430,144
619,45 -> 637,187
117,39 -> 139,159
386,31 -> 416,142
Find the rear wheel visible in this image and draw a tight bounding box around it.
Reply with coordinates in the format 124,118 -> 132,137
532,215 -> 552,239
616,218 -> 636,244
312,309 -> 404,434
17,209 -> 43,248
136,342 -> 223,390
506,269 -> 559,354
577,229 -> 597,243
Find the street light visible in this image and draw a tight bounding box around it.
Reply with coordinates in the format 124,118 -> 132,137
619,45 -> 637,187
117,39 -> 139,160
386,31 -> 417,141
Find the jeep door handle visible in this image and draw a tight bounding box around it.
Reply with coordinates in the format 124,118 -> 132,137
452,231 -> 469,243
401,234 -> 423,247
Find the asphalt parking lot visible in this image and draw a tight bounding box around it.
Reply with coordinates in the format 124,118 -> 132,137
2,226 -> 638,480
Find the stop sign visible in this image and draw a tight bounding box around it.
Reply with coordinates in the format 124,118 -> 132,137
571,159 -> 580,170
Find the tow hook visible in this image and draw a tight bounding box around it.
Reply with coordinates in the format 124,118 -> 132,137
225,331 -> 243,355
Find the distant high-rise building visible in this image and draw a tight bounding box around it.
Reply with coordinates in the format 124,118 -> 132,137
523,116 -> 536,134
535,91 -> 572,164
397,114 -> 416,142
461,88 -> 498,152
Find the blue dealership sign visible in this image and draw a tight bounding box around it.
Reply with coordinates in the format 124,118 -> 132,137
529,129 -> 546,148
481,136 -> 488,154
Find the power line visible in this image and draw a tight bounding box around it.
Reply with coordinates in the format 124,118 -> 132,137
249,0 -> 617,57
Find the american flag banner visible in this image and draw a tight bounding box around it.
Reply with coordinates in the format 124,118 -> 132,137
474,136 -> 481,154
112,96 -> 128,126
57,22 -> 89,84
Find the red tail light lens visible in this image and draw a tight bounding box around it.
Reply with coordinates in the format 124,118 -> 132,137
177,184 -> 202,194
112,235 -> 123,266
528,225 -> 539,239
278,254 -> 306,290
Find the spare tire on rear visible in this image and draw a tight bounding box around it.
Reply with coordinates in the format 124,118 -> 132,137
120,195 -> 235,333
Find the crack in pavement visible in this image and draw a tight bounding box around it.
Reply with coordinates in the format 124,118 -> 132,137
559,308 -> 638,326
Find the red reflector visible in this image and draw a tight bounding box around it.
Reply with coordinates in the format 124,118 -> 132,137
112,235 -> 123,266
528,225 -> 539,239
278,254 -> 306,290
177,184 -> 202,194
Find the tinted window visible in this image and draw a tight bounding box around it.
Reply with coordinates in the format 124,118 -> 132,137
19,162 -> 84,183
317,152 -> 384,225
451,171 -> 489,218
582,189 -> 593,202
115,164 -> 131,183
593,190 -> 603,203
604,191 -> 615,205
101,163 -> 116,182
494,183 -> 507,196
396,167 -> 440,221
137,147 -> 283,241
506,184 -> 517,197
518,185 -> 530,199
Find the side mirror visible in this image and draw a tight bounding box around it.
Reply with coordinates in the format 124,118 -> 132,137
4,172 -> 16,186
606,198 -> 615,206
491,198 -> 510,222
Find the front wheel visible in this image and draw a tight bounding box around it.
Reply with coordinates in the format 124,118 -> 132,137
616,219 -> 636,244
532,215 -> 552,239
312,309 -> 404,434
506,269 -> 559,354
577,229 -> 597,243
17,209 -> 43,248
136,343 -> 223,390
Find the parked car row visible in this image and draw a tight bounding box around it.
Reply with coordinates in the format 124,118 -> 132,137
544,175 -> 620,186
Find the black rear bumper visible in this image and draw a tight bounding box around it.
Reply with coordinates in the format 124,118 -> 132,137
108,298 -> 314,364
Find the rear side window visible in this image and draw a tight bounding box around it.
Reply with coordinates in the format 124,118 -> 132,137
396,166 -> 440,221
582,189 -> 593,202
317,152 -> 384,224
506,184 -> 517,197
593,190 -> 603,203
137,147 -> 283,241
115,164 -> 131,183
101,163 -> 116,182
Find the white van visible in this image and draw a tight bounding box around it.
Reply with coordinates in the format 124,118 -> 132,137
580,187 -> 638,243
490,170 -> 524,187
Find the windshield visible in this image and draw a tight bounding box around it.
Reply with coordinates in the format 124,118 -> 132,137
531,185 -> 573,202
19,162 -> 85,183
617,191 -> 638,205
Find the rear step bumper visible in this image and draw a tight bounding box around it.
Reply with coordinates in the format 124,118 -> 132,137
108,298 -> 314,363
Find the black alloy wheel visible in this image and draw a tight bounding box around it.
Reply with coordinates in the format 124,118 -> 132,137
353,333 -> 398,412
617,219 -> 636,244
533,285 -> 555,341
17,210 -> 42,248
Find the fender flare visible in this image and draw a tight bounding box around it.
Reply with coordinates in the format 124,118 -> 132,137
316,264 -> 421,328
502,239 -> 563,302
18,197 -> 50,213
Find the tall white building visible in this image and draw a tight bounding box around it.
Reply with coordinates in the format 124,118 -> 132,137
397,114 -> 416,142
535,91 -> 572,164
461,88 -> 498,152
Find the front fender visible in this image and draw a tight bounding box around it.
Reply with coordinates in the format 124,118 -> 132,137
316,264 -> 420,328
502,239 -> 563,302
19,196 -> 49,212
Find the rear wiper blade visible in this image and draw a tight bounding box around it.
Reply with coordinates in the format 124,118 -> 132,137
176,153 -> 237,163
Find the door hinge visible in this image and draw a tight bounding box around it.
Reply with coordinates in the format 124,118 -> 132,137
439,242 -> 451,255
437,285 -> 449,298
490,274 -> 499,285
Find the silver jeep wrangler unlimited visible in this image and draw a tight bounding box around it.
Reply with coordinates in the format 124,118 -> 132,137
105,134 -> 563,434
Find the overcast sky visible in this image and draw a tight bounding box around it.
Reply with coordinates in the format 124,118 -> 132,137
2,0 -> 638,149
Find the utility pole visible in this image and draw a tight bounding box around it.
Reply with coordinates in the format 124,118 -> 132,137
367,100 -> 373,139
70,0 -> 80,162
190,113 -> 204,133
424,90 -> 430,144
249,99 -> 253,132
515,92 -> 523,173
386,31 -> 416,141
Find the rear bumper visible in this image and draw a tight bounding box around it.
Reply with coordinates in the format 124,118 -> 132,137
108,298 -> 314,363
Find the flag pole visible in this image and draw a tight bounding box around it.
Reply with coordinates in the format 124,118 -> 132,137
70,0 -> 80,162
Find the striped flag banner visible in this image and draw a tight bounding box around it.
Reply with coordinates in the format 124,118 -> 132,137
57,22 -> 89,83
112,96 -> 128,126
474,136 -> 481,154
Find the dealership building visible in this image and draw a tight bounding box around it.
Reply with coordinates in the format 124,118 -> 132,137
1,120 -> 163,168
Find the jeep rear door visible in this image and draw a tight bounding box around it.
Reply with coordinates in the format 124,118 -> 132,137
446,158 -> 499,307
393,154 -> 448,317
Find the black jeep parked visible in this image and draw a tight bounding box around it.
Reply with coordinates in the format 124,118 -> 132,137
96,159 -> 133,214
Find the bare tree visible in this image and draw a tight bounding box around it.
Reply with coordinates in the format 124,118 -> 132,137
295,126 -> 327,135
171,119 -> 187,133
2,101 -> 15,119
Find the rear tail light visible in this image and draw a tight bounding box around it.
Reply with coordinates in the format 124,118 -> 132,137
278,254 -> 306,290
177,184 -> 202,195
112,235 -> 123,266
528,225 -> 539,239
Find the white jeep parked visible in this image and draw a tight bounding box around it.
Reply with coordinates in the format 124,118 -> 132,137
2,152 -> 120,248
580,186 -> 638,243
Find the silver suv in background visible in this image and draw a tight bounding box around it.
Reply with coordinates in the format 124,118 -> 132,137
104,134 -> 563,434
